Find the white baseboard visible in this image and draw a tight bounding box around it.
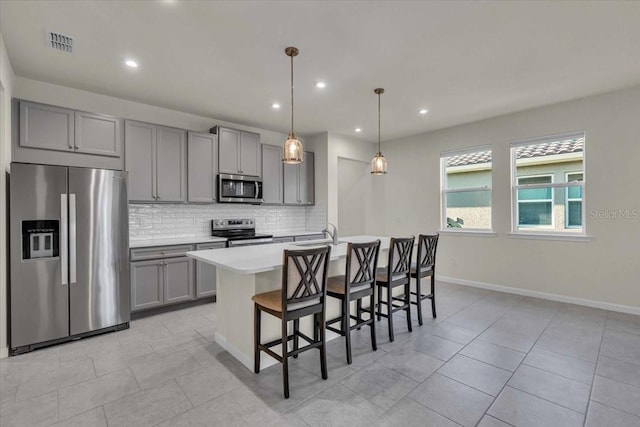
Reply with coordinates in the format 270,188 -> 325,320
0,347 -> 8,359
437,275 -> 640,316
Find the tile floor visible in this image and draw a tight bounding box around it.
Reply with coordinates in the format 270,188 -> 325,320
1,282 -> 639,426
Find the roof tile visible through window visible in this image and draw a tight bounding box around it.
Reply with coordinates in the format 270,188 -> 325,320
446,137 -> 584,167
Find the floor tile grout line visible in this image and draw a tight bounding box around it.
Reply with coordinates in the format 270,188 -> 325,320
589,394 -> 640,420
519,361 -> 593,386
582,310 -> 608,427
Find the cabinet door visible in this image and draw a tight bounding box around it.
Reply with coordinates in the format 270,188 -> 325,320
156,126 -> 187,202
195,243 -> 224,298
299,151 -> 315,205
283,163 -> 300,205
188,132 -> 217,203
131,260 -> 164,311
19,101 -> 75,152
164,257 -> 194,304
261,144 -> 283,204
218,127 -> 240,174
125,120 -> 156,202
75,111 -> 121,157
239,131 -> 261,176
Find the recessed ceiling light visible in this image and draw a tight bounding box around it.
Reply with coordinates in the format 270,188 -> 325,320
124,59 -> 139,68
272,103 -> 281,109
418,108 -> 428,115
316,81 -> 326,89
354,128 -> 362,133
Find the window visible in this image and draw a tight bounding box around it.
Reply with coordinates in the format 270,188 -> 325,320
517,175 -> 553,226
441,147 -> 492,231
511,133 -> 585,234
566,172 -> 583,228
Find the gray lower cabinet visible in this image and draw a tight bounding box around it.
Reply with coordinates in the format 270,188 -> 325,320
261,144 -> 283,204
131,259 -> 164,311
273,236 -> 294,243
188,132 -> 218,203
125,120 -> 187,203
19,101 -> 121,158
284,151 -> 315,205
130,245 -> 191,312
195,242 -> 226,297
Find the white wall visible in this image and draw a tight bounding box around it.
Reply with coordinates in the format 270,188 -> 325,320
0,33 -> 15,358
338,158 -> 371,236
376,86 -> 640,311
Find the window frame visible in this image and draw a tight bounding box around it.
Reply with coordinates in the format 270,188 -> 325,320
510,131 -> 586,236
516,174 -> 554,229
440,145 -> 493,232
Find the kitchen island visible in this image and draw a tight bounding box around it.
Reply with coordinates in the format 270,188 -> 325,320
187,235 -> 390,370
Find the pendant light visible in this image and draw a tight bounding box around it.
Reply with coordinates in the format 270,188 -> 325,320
371,88 -> 387,175
282,46 -> 303,164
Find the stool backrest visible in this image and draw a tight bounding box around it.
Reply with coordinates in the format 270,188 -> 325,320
386,237 -> 415,281
282,245 -> 332,312
416,234 -> 439,271
345,240 -> 381,290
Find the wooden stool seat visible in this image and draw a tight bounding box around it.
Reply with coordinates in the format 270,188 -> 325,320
327,275 -> 371,295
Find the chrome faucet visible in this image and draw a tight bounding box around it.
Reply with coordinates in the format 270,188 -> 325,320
323,222 -> 339,245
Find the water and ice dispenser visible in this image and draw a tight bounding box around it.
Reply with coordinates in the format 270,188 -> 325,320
21,220 -> 60,260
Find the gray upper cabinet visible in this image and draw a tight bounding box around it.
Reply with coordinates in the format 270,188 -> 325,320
261,144 -> 283,204
75,111 -> 121,157
215,126 -> 261,176
19,101 -> 75,152
156,126 -> 187,202
284,151 -> 315,205
125,120 -> 187,203
125,121 -> 156,202
19,101 -> 121,159
187,132 -> 218,203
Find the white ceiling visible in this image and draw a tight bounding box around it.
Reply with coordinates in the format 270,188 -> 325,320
1,1 -> 640,142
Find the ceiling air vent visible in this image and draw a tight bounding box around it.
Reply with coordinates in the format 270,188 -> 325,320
46,31 -> 73,53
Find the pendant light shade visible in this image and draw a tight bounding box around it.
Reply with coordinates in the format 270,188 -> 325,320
282,46 -> 303,164
371,88 -> 387,175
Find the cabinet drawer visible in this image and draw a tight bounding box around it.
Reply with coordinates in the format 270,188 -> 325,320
294,234 -> 325,242
196,242 -> 227,250
130,245 -> 194,261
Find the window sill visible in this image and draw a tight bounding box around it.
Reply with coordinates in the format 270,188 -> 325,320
508,232 -> 592,242
439,230 -> 497,238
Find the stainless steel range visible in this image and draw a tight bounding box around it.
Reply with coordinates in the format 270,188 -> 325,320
211,218 -> 273,247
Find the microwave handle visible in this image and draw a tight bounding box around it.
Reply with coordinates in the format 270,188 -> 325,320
255,181 -> 260,199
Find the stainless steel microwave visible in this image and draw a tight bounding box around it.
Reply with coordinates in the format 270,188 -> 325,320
218,174 -> 263,204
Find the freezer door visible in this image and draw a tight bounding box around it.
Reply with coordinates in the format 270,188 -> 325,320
69,168 -> 130,335
10,163 -> 69,348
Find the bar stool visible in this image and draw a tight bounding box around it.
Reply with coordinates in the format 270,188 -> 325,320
326,240 -> 381,364
252,245 -> 331,399
375,236 -> 415,342
410,234 -> 439,324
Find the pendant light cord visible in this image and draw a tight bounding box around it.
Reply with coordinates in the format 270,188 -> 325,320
378,91 -> 381,153
290,53 -> 294,135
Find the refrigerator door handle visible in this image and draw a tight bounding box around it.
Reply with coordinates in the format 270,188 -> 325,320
60,194 -> 68,285
69,193 -> 77,285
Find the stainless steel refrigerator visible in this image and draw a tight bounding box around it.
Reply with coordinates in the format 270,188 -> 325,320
9,163 -> 130,354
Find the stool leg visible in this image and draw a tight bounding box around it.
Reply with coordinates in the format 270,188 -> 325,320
254,304 -> 261,374
356,299 -> 362,330
282,318 -> 290,399
319,310 -> 328,380
344,298 -> 352,365
416,276 -> 423,326
376,285 -> 382,321
293,319 -> 299,359
369,293 -> 377,351
405,282 -> 412,332
431,274 -> 437,318
387,287 -> 395,342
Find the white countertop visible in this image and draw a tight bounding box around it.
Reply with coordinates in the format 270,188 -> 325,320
130,236 -> 227,248
187,235 -> 390,275
271,230 -> 325,238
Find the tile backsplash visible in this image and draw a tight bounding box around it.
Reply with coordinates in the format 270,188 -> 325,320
129,203 -> 327,242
